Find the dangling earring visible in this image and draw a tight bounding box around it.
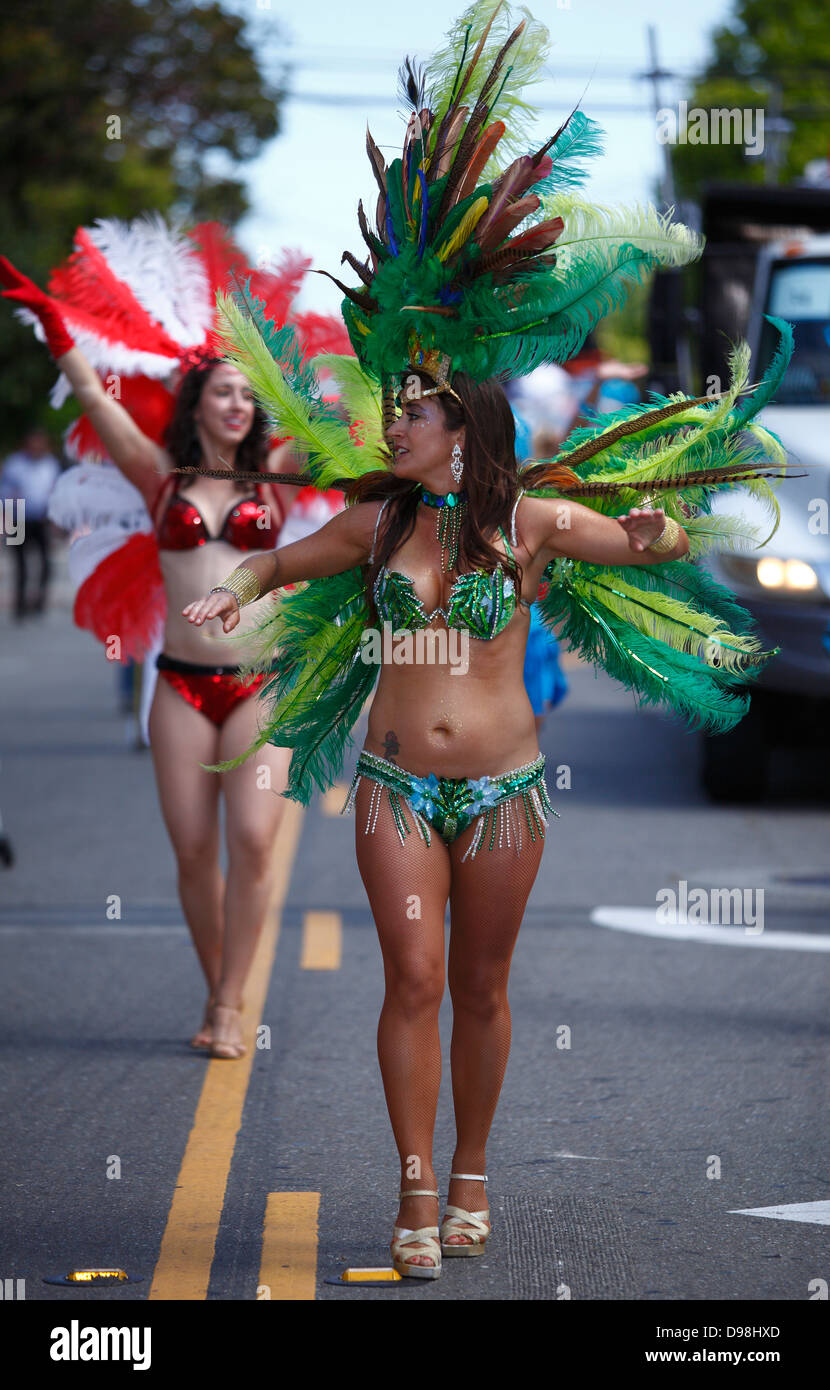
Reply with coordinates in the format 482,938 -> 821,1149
450,442 -> 464,485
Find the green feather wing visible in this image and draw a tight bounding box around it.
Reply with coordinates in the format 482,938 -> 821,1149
207,569 -> 379,805
528,316 -> 796,732
538,557 -> 774,735
525,319 -> 796,555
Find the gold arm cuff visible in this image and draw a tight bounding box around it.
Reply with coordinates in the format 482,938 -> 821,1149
209,566 -> 261,607
646,515 -> 682,555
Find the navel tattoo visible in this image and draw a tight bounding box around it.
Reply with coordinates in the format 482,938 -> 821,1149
383,729 -> 400,762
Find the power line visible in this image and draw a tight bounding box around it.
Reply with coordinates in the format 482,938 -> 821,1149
286,53 -> 701,81
283,47 -> 830,85
284,89 -> 830,118
285,90 -> 656,113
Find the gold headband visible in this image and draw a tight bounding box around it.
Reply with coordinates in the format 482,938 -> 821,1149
402,337 -> 463,406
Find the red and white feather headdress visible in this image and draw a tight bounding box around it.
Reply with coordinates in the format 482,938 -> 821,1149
32,215 -> 350,660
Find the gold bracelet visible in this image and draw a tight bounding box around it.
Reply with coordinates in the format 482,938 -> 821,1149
646,515 -> 681,555
209,566 -> 261,607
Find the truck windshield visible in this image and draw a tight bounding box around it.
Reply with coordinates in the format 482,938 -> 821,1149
756,257 -> 830,405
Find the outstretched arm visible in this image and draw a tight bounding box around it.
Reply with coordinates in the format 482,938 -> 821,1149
56,346 -> 168,499
183,498 -> 381,632
0,256 -> 167,502
533,495 -> 690,568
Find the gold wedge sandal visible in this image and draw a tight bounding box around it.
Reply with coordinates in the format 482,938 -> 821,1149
391,1187 -> 442,1279
441,1172 -> 490,1256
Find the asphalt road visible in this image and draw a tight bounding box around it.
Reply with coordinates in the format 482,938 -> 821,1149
1,544 -> 828,1324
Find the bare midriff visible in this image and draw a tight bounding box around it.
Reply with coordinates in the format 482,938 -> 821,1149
159,543 -> 279,666
364,507 -> 551,778
365,609 -> 540,778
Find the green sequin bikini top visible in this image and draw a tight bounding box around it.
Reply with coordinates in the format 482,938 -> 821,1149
370,492 -> 530,642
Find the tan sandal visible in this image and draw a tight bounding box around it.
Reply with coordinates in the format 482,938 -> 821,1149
391,1188 -> 442,1279
209,1003 -> 246,1060
441,1172 -> 490,1256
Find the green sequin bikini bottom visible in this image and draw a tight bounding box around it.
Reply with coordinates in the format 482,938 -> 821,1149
341,749 -> 559,860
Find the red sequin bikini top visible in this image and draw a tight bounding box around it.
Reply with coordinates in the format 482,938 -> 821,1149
156,485 -> 277,552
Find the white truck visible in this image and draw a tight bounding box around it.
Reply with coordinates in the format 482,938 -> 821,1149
699,234 -> 830,799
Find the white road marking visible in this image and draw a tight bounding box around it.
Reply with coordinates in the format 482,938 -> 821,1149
549,1151 -> 623,1162
729,1201 -> 830,1226
590,907 -> 830,951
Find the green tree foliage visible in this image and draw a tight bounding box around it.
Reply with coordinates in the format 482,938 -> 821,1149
670,0 -> 830,197
0,0 -> 285,448
595,279 -> 650,366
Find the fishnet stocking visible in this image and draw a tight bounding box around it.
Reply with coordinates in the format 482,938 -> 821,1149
354,778 -> 546,1261
447,797 -> 545,1239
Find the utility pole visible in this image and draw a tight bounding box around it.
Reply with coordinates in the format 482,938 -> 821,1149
763,82 -> 793,185
644,24 -> 676,209
640,26 -> 694,394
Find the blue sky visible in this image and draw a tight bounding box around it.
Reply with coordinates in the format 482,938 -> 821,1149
229,0 -> 735,312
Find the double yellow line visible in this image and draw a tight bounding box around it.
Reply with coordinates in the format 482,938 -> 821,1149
149,799 -> 316,1301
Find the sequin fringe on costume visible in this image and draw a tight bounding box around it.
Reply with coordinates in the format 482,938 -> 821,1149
341,750 -> 558,861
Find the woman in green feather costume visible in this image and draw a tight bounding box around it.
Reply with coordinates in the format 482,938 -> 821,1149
182,0 -> 798,1277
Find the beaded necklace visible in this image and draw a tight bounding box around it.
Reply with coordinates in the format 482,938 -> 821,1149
417,484 -> 468,572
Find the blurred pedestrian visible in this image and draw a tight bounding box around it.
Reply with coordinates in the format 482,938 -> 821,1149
523,588 -> 570,732
506,389 -> 570,732
1,427 -> 61,620
509,357 -> 650,735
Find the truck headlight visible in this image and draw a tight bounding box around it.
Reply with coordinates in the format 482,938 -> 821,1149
719,554 -> 825,599
756,557 -> 818,591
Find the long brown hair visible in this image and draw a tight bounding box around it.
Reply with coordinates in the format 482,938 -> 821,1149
164,359 -> 270,486
346,369 -> 524,620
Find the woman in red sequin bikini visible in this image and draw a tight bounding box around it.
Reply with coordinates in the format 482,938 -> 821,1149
148,360 -> 304,1058
0,244 -> 308,1058
88,350 -> 301,1059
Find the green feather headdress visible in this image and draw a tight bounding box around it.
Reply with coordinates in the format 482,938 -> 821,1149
322,0 -> 703,402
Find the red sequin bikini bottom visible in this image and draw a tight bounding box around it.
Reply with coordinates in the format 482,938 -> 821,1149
156,653 -> 269,728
